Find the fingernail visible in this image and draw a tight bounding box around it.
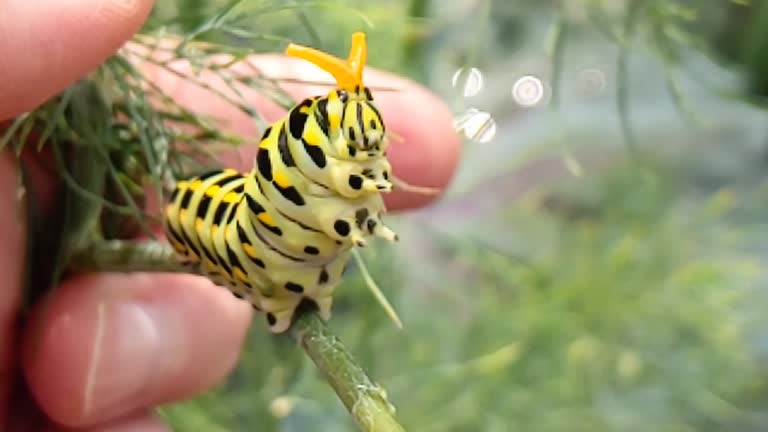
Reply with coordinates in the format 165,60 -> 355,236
82,299 -> 185,420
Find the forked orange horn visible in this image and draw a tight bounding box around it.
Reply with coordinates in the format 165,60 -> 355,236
346,32 -> 367,86
285,32 -> 367,91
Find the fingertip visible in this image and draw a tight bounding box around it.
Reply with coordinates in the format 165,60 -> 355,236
22,272 -> 252,428
45,411 -> 170,432
0,0 -> 156,120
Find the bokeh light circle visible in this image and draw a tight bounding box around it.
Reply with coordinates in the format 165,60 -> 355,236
511,75 -> 546,107
453,108 -> 497,143
451,67 -> 485,98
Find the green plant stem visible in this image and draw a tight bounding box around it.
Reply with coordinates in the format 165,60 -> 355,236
68,240 -> 406,432
291,311 -> 405,432
69,240 -> 187,273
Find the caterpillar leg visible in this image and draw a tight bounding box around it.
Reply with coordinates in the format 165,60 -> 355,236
361,177 -> 392,193
267,309 -> 296,333
260,297 -> 300,333
314,295 -> 333,321
370,221 -> 398,243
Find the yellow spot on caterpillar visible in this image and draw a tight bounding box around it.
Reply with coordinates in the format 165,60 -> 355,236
234,267 -> 249,283
259,139 -> 270,149
224,168 -> 238,175
258,212 -> 275,226
189,179 -> 202,191
165,206 -> 175,220
179,209 -> 188,220
195,218 -> 204,232
222,192 -> 240,203
177,180 -> 189,190
363,109 -> 378,129
273,171 -> 290,188
329,113 -> 340,130
205,185 -> 221,197
243,243 -> 259,259
304,129 -> 321,146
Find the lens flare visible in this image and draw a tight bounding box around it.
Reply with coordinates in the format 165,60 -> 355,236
451,67 -> 485,98
512,75 -> 546,107
454,108 -> 497,143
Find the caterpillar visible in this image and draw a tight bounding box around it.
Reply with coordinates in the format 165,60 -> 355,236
163,32 -> 401,333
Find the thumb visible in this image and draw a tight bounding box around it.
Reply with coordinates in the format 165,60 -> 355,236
0,0 -> 155,121
22,273 -> 252,429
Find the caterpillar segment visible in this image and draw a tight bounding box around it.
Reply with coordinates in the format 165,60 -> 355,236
163,32 -> 401,332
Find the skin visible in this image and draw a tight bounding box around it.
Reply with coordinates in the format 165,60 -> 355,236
0,1 -> 461,431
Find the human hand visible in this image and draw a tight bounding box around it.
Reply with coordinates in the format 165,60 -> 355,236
1,1 -> 461,431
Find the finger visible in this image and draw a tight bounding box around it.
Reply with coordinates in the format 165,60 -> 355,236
0,153 -> 28,430
45,411 -> 169,432
136,50 -> 461,210
22,272 -> 252,429
0,0 -> 155,120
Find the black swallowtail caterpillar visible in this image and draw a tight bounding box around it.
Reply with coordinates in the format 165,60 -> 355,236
163,32 -> 402,333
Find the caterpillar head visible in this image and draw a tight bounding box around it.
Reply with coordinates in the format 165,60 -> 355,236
286,32 -> 387,156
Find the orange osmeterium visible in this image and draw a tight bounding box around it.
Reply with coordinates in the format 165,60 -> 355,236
285,32 -> 368,92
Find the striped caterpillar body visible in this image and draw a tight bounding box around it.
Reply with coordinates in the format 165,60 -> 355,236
163,33 -> 399,333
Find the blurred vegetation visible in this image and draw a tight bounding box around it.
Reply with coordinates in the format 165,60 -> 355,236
8,0 -> 768,430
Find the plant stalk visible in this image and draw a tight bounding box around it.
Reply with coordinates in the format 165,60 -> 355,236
291,311 -> 405,432
69,240 -> 406,432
